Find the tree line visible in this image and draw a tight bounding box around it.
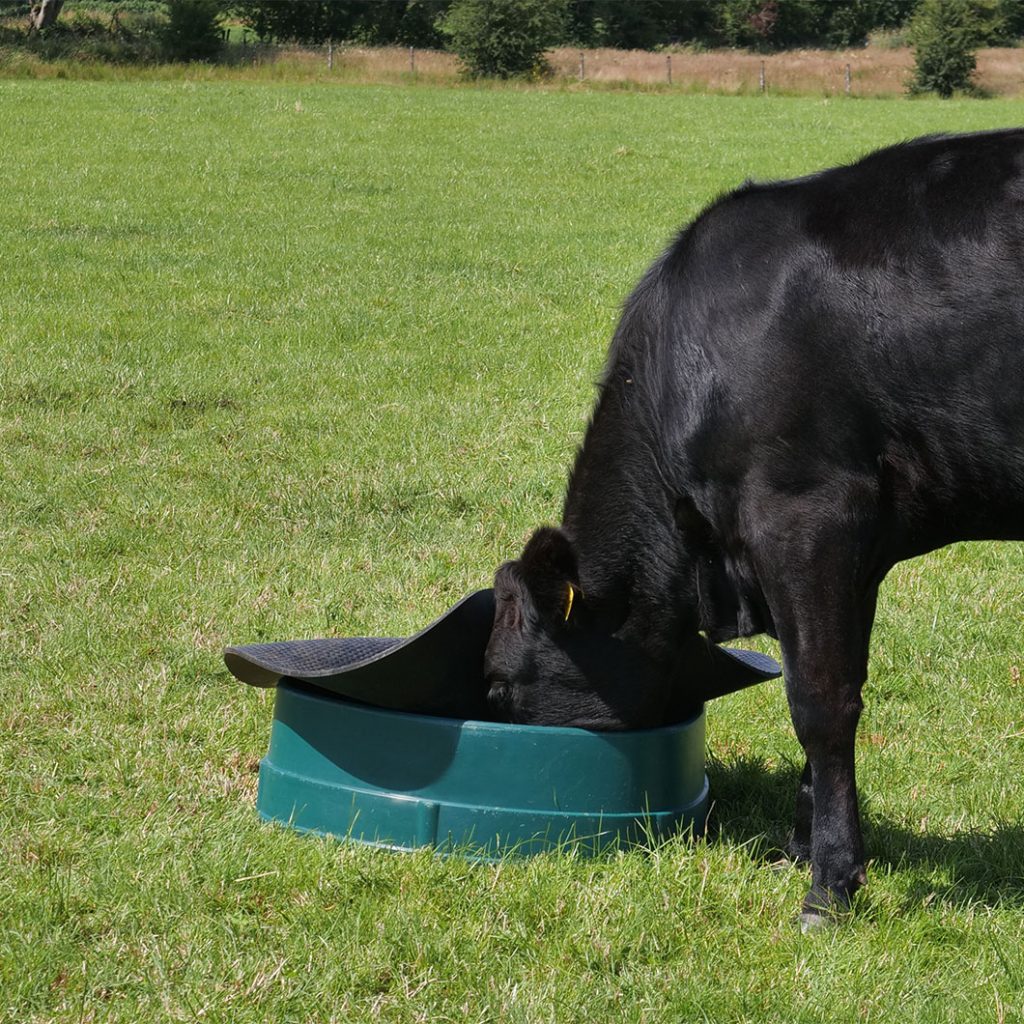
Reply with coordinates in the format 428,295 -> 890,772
11,0 -> 1024,50
200,0 -> 1024,51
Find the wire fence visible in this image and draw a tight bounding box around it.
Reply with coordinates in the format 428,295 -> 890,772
227,41 -> 1024,98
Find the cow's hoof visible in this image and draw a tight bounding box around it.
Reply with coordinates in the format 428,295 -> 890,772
798,911 -> 833,934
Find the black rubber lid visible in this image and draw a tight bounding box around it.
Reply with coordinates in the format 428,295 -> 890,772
224,589 -> 496,719
224,588 -> 781,721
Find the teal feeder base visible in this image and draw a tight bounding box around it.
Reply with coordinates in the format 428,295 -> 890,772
257,681 -> 710,859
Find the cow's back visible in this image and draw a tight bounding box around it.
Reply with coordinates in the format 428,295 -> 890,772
642,129 -> 1024,553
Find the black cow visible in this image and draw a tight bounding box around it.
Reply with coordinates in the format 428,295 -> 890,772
484,128 -> 1024,927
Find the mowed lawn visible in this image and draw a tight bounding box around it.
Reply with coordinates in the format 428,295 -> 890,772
2,81 -> 1023,1022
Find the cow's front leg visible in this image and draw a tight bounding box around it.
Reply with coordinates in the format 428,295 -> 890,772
755,513 -> 878,927
786,661 -> 867,928
783,583 -> 879,877
770,584 -> 875,927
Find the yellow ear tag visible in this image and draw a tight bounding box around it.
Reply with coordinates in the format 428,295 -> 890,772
563,583 -> 576,623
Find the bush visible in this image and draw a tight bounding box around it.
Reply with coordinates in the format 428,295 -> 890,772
160,0 -> 222,61
441,0 -> 567,78
909,0 -> 993,96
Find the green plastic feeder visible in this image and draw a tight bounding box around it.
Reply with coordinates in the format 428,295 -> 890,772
226,588 -> 780,859
257,680 -> 709,858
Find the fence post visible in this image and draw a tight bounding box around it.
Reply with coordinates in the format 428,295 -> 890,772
844,63 -> 851,95
327,39 -> 333,71
409,46 -> 415,74
759,60 -> 766,93
579,50 -> 584,81
666,53 -> 672,85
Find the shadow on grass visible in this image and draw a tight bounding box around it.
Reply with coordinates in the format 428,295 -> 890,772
707,754 -> 1024,910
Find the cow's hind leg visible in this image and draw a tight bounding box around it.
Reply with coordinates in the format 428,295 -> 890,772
754,507 -> 880,927
786,760 -> 813,864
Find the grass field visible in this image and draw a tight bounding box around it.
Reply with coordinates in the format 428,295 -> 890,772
2,82 -> 1023,1022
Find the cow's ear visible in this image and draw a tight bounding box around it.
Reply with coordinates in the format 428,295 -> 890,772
519,526 -> 580,626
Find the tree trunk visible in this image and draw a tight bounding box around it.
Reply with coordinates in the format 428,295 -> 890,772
30,0 -> 65,31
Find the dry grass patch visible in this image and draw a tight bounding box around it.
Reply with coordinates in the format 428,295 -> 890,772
314,44 -> 1024,98
5,38 -> 1023,96
552,45 -> 1024,97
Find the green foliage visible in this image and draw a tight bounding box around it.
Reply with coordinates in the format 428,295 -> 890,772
824,0 -> 919,46
14,0 -> 1009,57
566,0 -> 717,49
714,0 -> 804,50
997,0 -> 1024,39
566,0 -> 926,52
711,0 -> 921,51
0,0 -> 236,63
0,4 -> 165,61
159,0 -> 223,60
441,0 -> 568,77
229,0 -> 449,46
63,0 -> 168,10
980,0 -> 1024,41
908,0 -> 991,96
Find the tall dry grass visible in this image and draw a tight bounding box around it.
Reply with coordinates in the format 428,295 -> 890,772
2,38 -> 1022,95
307,43 -> 1024,97
548,46 -> 912,96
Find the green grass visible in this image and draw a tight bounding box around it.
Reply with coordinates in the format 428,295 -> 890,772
2,81 -> 1023,1022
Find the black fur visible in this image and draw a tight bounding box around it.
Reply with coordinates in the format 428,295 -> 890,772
485,129 -> 1024,920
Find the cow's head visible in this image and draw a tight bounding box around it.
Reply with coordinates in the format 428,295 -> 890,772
485,526 -> 777,729
484,526 -> 680,729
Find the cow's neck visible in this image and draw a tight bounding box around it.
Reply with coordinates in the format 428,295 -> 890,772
560,396 -> 693,666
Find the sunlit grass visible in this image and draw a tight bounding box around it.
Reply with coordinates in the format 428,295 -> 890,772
1,81 -> 1022,1021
